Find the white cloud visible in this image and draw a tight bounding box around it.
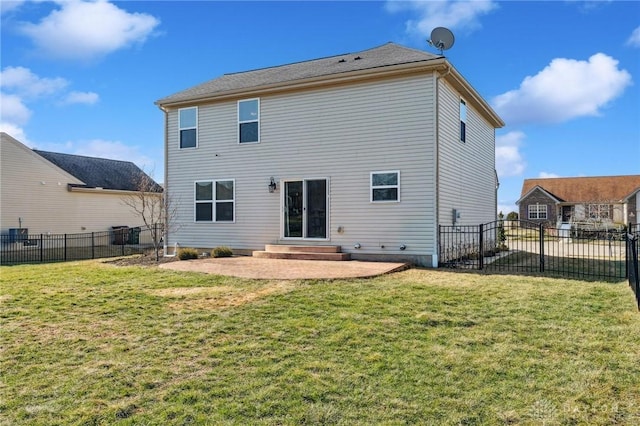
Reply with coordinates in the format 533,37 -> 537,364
18,0 -> 160,61
61,91 -> 99,105
0,0 -> 27,15
0,93 -> 32,125
0,121 -> 30,145
496,131 -> 526,177
627,26 -> 640,47
386,0 -> 498,36
0,66 -> 100,142
538,172 -> 560,178
0,66 -> 68,98
73,139 -> 156,171
492,53 -> 632,126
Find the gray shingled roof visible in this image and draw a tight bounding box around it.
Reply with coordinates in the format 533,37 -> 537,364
33,150 -> 162,192
156,42 -> 441,105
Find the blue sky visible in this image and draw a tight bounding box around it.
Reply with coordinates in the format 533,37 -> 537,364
1,0 -> 639,215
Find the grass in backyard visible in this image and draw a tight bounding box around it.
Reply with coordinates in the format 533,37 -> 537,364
1,260 -> 640,425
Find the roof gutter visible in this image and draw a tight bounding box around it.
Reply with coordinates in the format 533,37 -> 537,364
67,185 -> 160,196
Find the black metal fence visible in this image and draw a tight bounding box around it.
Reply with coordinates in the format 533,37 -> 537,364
0,224 -> 161,265
439,220 -> 639,283
628,226 -> 639,309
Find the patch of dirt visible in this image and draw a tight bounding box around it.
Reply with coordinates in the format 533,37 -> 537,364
103,249 -> 179,267
151,281 -> 297,311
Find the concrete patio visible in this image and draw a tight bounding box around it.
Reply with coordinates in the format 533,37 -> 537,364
159,256 -> 409,280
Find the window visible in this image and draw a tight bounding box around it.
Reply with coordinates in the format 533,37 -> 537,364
371,171 -> 400,202
587,204 -> 612,221
179,107 -> 197,149
238,99 -> 259,143
460,99 -> 467,143
528,204 -> 547,220
195,180 -> 235,222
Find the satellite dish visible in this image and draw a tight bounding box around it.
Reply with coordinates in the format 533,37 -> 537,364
428,27 -> 455,54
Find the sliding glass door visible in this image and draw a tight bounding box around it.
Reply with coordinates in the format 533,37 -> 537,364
283,179 -> 328,239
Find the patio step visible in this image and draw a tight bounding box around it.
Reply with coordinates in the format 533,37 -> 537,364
253,244 -> 351,261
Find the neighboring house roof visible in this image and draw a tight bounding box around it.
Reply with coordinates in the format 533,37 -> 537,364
155,42 -> 504,128
32,149 -> 162,192
519,175 -> 640,204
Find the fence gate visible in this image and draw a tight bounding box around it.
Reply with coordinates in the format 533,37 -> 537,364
439,220 -> 638,282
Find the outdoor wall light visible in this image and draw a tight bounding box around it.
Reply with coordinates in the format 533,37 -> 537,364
268,177 -> 277,193
399,244 -> 407,251
354,243 -> 361,249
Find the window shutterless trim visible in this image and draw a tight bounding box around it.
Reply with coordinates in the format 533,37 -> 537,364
370,170 -> 400,203
194,179 -> 236,223
528,203 -> 547,219
238,98 -> 260,144
459,99 -> 467,143
179,106 -> 198,149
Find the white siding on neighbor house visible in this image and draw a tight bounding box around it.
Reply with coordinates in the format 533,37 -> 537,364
1,134 -> 149,235
166,74 -> 438,260
437,80 -> 497,227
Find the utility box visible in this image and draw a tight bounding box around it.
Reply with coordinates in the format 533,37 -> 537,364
128,227 -> 141,245
8,228 -> 28,243
112,226 -> 129,245
452,209 -> 461,225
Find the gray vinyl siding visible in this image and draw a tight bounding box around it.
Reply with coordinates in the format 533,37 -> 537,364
166,74 -> 438,261
437,80 -> 497,227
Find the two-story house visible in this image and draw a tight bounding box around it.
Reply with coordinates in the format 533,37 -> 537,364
156,42 -> 504,267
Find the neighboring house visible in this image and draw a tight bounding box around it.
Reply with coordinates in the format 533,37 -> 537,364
155,42 -> 504,266
517,175 -> 640,228
0,132 -> 162,236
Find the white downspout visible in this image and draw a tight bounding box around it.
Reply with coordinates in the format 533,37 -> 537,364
159,105 -> 174,257
433,63 -> 451,267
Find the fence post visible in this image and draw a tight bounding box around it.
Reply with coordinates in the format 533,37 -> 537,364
91,232 -> 95,259
478,223 -> 484,270
539,224 -> 545,273
64,234 -> 67,261
154,223 -> 159,261
627,235 -> 639,310
40,234 -> 44,262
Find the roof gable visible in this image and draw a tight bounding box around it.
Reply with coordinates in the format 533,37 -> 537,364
519,176 -> 640,203
33,150 -> 162,192
518,185 -> 561,204
1,132 -> 82,184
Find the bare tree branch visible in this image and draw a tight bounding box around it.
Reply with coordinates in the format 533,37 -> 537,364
121,169 -> 179,261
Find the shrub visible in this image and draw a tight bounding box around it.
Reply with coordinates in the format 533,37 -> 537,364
213,246 -> 233,258
506,211 -> 519,220
178,248 -> 199,260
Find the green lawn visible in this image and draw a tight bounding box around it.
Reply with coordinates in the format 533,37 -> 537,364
1,260 -> 639,425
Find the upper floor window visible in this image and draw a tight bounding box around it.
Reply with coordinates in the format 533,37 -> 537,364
460,99 -> 467,143
179,107 -> 197,149
238,99 -> 259,143
528,204 -> 547,220
195,179 -> 235,222
371,171 -> 400,202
